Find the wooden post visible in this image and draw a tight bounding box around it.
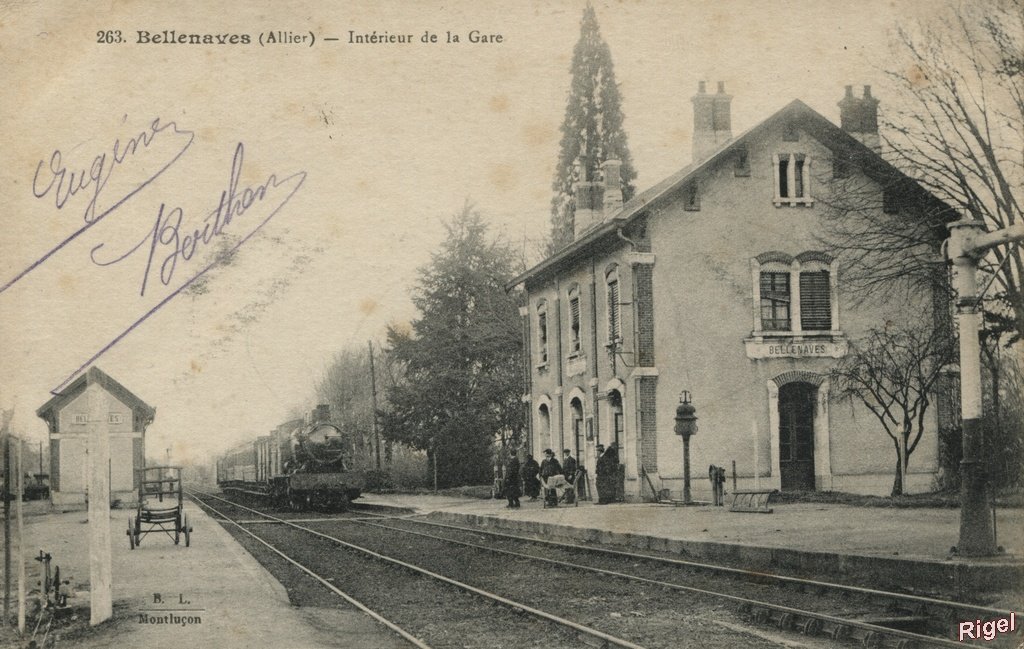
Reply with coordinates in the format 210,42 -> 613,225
752,420 -> 761,490
16,439 -> 24,633
368,341 -> 381,470
86,380 -> 112,625
3,420 -> 10,626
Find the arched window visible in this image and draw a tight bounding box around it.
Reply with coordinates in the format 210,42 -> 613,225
752,251 -> 838,335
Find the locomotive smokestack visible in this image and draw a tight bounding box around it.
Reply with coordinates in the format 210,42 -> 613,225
314,404 -> 330,422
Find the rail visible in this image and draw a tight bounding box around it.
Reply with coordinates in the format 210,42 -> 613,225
189,489 -> 649,649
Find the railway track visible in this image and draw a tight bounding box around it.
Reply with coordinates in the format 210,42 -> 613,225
189,490 -> 651,649
193,490 -> 1022,649
348,507 -> 1024,647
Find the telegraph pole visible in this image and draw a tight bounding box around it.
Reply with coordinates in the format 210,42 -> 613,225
946,217 -> 1024,556
368,341 -> 381,469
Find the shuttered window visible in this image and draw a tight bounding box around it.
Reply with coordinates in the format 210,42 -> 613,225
607,277 -> 620,342
760,272 -> 791,331
538,309 -> 548,363
569,293 -> 581,353
800,271 -> 831,330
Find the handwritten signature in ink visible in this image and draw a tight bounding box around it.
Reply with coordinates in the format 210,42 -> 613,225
3,117 -> 196,294
19,117 -> 308,394
49,140 -> 307,393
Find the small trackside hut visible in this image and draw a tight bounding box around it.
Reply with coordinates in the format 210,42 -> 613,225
36,367 -> 155,507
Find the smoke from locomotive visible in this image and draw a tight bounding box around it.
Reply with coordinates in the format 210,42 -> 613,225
216,404 -> 363,510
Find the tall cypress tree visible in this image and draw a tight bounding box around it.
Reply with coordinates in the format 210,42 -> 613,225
549,4 -> 637,252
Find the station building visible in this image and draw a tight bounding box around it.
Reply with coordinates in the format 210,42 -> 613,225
36,367 -> 155,506
509,84 -> 955,500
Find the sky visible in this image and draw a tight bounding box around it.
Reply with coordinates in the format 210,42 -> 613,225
0,0 -> 942,463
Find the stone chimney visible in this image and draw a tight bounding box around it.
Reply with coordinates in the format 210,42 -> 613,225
691,81 -> 732,161
838,85 -> 880,152
601,159 -> 623,215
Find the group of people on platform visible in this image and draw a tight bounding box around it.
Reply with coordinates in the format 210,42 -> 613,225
501,443 -> 620,509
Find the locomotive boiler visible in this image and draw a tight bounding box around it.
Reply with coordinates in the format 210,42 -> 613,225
216,404 -> 363,510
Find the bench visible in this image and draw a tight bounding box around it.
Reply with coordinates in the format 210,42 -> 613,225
729,489 -> 776,513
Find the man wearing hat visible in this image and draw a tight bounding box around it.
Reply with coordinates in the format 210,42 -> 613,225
596,443 -> 619,504
539,448 -> 564,507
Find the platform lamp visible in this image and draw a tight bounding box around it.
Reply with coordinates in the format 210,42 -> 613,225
674,391 -> 698,504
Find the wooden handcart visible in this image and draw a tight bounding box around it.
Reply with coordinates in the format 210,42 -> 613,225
127,466 -> 192,549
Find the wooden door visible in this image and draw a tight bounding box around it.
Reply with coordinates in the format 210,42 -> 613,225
779,383 -> 816,491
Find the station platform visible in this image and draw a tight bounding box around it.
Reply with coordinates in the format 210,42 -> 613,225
2,501 -> 405,649
359,492 -> 1024,599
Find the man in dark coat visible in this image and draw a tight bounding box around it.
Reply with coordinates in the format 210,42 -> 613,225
561,449 -> 578,504
596,443 -> 619,504
521,454 -> 541,500
562,449 -> 578,479
539,448 -> 563,507
504,453 -> 521,508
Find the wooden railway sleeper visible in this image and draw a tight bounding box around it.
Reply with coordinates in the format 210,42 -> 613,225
796,617 -> 822,636
830,623 -> 851,641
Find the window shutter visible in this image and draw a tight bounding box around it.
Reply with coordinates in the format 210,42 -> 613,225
538,311 -> 548,362
570,296 -> 581,350
800,271 -> 831,330
608,279 -> 620,341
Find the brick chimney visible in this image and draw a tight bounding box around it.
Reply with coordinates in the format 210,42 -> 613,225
691,81 -> 732,161
601,159 -> 623,215
572,160 -> 603,239
838,85 -> 880,152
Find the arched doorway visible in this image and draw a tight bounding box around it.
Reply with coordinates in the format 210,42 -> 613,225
607,390 -> 624,450
778,382 -> 816,490
569,398 -> 584,466
607,389 -> 625,500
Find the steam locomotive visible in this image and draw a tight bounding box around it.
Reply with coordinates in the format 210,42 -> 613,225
216,405 -> 363,510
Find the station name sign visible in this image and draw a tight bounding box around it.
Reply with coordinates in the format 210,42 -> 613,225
744,336 -> 848,360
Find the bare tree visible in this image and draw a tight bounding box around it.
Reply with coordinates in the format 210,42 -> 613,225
831,321 -> 956,496
821,1 -> 1023,342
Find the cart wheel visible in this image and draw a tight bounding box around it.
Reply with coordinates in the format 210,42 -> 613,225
128,518 -> 135,550
174,512 -> 181,545
183,515 -> 191,547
